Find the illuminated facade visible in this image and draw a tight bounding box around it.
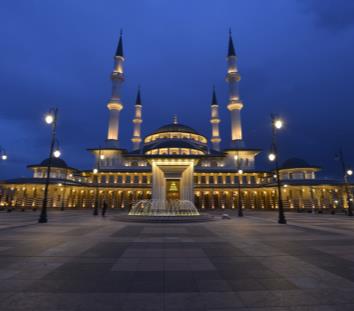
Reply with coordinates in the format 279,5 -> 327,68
1,32 -> 352,212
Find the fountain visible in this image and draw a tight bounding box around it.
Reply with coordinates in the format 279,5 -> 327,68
129,199 -> 200,217
115,199 -> 213,222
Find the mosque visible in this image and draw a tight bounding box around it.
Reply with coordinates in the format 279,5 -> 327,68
0,32 -> 351,212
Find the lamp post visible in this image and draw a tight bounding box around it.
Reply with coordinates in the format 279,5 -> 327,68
38,108 -> 58,223
93,148 -> 104,216
59,181 -> 66,211
234,155 -> 243,217
337,150 -> 353,216
0,147 -> 8,211
0,147 -> 8,161
268,114 -> 287,224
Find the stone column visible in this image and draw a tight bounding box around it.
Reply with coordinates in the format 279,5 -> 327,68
180,163 -> 194,202
152,163 -> 166,201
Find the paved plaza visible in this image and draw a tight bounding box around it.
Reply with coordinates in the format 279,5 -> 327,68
1,210 -> 354,310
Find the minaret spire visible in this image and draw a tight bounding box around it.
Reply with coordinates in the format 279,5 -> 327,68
210,86 -> 221,151
106,31 -> 125,146
132,86 -> 143,150
115,29 -> 124,58
226,29 -> 244,146
135,85 -> 142,106
228,28 -> 236,57
211,85 -> 218,106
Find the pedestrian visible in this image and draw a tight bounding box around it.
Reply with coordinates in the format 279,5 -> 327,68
102,200 -> 108,217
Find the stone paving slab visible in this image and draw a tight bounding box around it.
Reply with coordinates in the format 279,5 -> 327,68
1,210 -> 354,310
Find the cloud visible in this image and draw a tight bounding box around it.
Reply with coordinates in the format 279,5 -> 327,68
298,0 -> 354,31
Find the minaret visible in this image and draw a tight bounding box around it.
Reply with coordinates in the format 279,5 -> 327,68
226,29 -> 244,146
210,86 -> 221,151
106,30 -> 125,146
131,87 -> 143,150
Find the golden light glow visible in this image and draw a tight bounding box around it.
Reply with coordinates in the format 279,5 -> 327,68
2,147 -> 348,211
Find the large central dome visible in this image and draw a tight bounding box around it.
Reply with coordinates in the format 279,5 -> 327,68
151,123 -> 201,136
143,119 -> 208,156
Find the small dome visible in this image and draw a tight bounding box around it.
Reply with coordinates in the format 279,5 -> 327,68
40,158 -> 68,169
281,158 -> 312,169
151,123 -> 201,135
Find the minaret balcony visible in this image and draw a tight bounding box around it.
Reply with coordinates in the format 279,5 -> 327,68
227,101 -> 243,111
132,137 -> 142,143
107,102 -> 123,111
111,72 -> 125,80
226,72 -> 241,82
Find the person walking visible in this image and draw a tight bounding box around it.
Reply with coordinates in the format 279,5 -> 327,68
102,201 -> 108,217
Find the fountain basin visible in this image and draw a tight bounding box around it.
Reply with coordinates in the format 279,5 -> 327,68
129,199 -> 200,217
114,199 -> 214,223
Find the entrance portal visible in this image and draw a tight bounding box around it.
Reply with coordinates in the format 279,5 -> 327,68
151,160 -> 194,202
166,179 -> 180,201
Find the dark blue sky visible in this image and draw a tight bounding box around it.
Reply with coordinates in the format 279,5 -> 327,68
1,0 -> 354,179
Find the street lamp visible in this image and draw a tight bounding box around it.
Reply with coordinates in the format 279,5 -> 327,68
93,148 -> 103,216
269,114 -> 287,224
0,147 -> 7,211
336,149 -> 353,216
0,147 -> 7,161
345,169 -> 353,217
53,149 -> 61,158
52,138 -> 61,159
234,155 -> 243,217
58,182 -> 65,211
268,153 -> 276,162
274,119 -> 283,130
38,108 -> 58,223
45,114 -> 54,125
